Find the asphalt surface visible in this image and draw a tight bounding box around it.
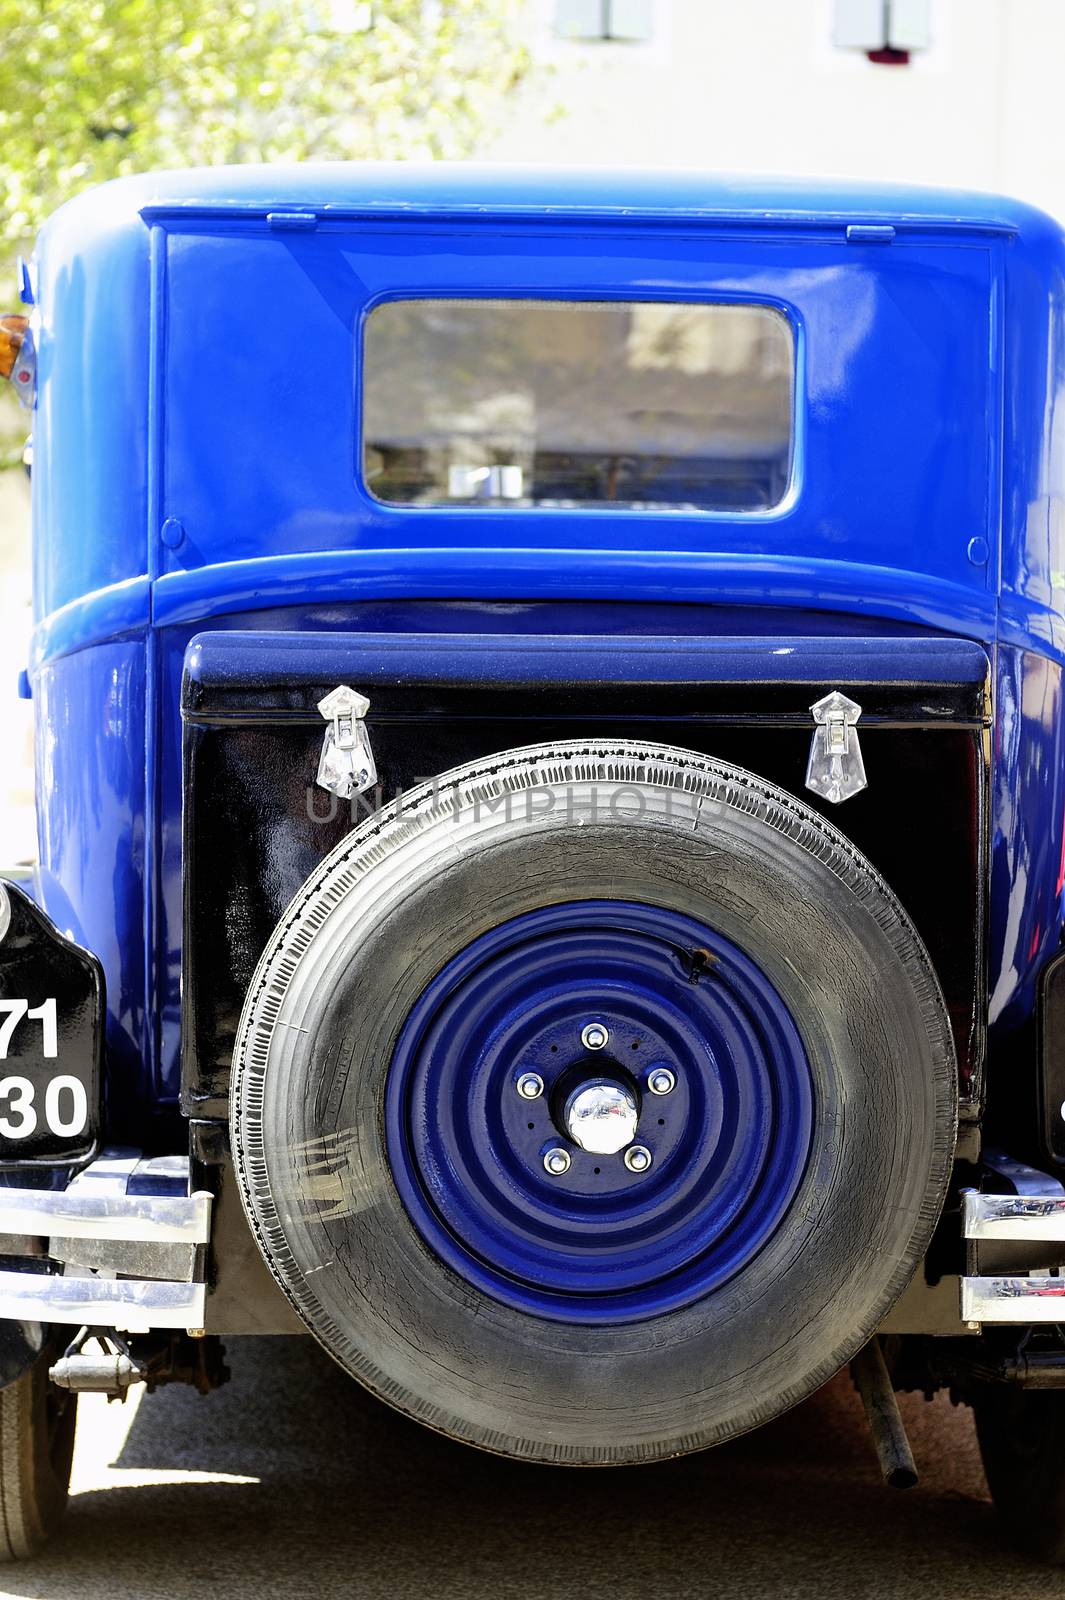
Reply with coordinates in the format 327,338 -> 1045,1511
0,1334 -> 1060,1600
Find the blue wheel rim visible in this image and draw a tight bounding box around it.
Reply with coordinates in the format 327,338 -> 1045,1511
385,900 -> 813,1325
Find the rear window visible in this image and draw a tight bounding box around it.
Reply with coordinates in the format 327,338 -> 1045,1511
362,298 -> 795,513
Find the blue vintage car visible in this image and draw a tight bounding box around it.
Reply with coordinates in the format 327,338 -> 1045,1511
2,162 -> 1065,1558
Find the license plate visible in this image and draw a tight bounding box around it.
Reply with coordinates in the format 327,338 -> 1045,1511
0,881 -> 102,1164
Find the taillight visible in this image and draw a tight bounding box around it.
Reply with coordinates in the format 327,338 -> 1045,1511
0,315 -> 34,407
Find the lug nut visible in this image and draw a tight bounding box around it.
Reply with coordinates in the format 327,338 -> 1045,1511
581,1023 -> 609,1051
543,1147 -> 572,1176
647,1068 -> 675,1096
516,1072 -> 544,1100
624,1145 -> 653,1174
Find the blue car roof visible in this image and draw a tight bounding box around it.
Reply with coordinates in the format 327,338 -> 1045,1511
44,161 -> 1064,241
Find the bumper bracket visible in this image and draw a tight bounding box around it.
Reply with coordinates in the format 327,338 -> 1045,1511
0,1150 -> 212,1333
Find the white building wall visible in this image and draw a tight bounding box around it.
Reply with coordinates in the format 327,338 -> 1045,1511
487,0 -> 1065,222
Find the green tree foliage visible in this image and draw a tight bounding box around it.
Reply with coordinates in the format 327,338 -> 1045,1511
0,0 -> 529,240
0,0 -> 530,462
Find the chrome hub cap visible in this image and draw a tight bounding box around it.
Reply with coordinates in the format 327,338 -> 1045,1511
562,1078 -> 640,1155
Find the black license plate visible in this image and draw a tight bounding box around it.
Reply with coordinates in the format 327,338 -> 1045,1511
0,880 -> 102,1165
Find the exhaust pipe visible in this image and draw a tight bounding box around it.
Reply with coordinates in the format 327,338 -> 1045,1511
851,1337 -> 919,1489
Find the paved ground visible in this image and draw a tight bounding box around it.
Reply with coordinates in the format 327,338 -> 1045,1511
0,1334 -> 1060,1600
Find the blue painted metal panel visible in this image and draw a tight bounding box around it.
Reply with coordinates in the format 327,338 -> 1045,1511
54,160 -> 1049,230
1000,205 -> 1065,655
31,191 -> 150,623
989,646 -> 1065,1033
183,629 -> 991,693
157,225 -> 993,597
147,550 -> 998,641
21,164 -> 1065,1108
31,641 -> 148,1116
28,577 -> 151,674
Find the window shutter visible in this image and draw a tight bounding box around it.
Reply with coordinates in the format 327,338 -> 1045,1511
833,0 -> 931,52
553,0 -> 606,40
607,0 -> 654,41
553,0 -> 654,42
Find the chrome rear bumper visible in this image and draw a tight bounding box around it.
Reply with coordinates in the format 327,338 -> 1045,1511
0,1272 -> 206,1332
0,1150 -> 212,1333
1,1154 -> 1063,1336
961,1275 -> 1065,1323
964,1192 -> 1065,1240
963,1189 -> 1065,1325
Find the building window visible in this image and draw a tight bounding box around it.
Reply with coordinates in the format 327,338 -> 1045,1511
833,0 -> 930,64
553,0 -> 654,44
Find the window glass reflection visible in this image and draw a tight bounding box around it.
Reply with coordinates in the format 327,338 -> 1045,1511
363,298 -> 794,512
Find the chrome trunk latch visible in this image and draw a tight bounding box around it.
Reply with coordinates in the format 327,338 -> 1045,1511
316,685 -> 377,800
805,690 -> 867,805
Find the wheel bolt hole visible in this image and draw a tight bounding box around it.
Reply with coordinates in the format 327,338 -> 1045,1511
527,1122 -> 535,1130
593,1167 -> 601,1175
658,1118 -> 665,1126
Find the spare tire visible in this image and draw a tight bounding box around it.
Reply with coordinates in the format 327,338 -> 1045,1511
231,740 -> 955,1464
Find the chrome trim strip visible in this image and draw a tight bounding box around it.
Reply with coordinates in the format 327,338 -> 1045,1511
48,1235 -> 201,1284
963,1192 -> 1065,1241
0,1272 -> 205,1332
0,1188 -> 212,1245
962,1276 -> 1065,1323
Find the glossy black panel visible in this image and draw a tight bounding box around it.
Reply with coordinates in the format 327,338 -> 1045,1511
181,634 -> 987,1119
0,882 -> 103,1166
